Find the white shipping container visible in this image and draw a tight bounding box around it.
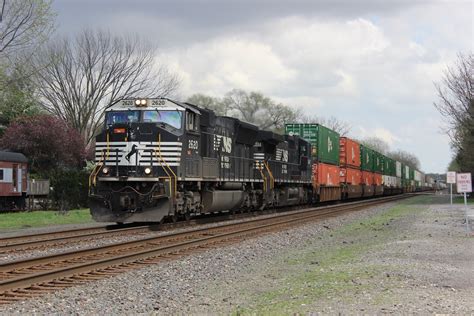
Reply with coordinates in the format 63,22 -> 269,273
396,161 -> 402,178
383,176 -> 398,187
414,170 -> 421,182
395,177 -> 402,188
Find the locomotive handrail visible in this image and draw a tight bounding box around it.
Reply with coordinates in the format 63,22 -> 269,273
257,163 -> 267,192
264,160 -> 274,189
154,133 -> 177,204
89,131 -> 110,192
89,152 -> 105,191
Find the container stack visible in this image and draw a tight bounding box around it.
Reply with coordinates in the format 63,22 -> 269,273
285,123 -> 341,202
339,137 -> 362,199
360,144 -> 375,196
402,164 -> 411,192
409,168 -> 415,191
382,156 -> 398,194
395,161 -> 402,194
372,150 -> 384,196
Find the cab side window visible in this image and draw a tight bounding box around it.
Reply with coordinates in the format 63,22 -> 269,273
186,111 -> 199,131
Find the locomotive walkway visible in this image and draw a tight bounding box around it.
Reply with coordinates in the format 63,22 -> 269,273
0,195 -> 413,304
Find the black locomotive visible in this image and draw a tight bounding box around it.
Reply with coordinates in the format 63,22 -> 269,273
89,98 -> 312,222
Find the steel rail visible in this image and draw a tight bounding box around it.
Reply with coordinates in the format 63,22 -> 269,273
0,225 -> 129,247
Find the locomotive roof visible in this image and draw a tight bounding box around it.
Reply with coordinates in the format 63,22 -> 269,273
0,151 -> 28,163
107,98 -> 200,114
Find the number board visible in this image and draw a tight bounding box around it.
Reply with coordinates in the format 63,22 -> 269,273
118,99 -> 168,107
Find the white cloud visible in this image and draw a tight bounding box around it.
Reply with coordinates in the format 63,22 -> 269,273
354,126 -> 401,147
155,4 -> 470,173
160,37 -> 295,97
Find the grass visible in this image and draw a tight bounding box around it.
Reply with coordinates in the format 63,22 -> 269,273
232,195 -> 432,315
0,209 -> 94,230
453,195 -> 474,204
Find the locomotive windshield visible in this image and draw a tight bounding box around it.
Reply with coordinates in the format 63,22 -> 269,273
106,111 -> 140,125
143,110 -> 182,129
104,110 -> 183,130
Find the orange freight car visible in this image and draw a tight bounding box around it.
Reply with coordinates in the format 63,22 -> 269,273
312,162 -> 341,202
339,137 -> 361,168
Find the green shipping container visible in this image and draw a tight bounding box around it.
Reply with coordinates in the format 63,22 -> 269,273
360,145 -> 374,171
383,156 -> 396,176
285,123 -> 340,165
373,151 -> 384,174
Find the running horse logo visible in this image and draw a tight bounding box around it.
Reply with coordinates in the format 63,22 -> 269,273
125,144 -> 138,162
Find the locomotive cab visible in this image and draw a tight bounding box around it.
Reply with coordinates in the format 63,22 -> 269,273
89,98 -> 200,222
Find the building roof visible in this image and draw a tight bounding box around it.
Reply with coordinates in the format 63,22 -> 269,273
0,151 -> 28,163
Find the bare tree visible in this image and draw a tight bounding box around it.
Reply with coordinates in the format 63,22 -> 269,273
223,89 -> 268,123
187,93 -> 229,116
434,53 -> 473,149
222,89 -> 300,132
33,30 -> 180,144
387,149 -> 420,170
0,0 -> 54,55
300,114 -> 352,136
434,53 -> 474,175
261,102 -> 300,131
359,137 -> 390,154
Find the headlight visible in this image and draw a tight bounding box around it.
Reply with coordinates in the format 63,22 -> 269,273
144,167 -> 152,175
102,167 -> 109,174
135,99 -> 141,106
140,99 -> 147,106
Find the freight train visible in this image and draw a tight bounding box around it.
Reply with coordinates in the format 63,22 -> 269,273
89,98 -> 432,223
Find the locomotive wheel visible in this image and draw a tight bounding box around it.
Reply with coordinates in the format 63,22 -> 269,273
171,214 -> 179,223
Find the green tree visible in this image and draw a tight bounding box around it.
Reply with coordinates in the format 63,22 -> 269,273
0,63 -> 40,129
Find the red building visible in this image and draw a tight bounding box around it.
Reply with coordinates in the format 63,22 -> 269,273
0,151 -> 28,209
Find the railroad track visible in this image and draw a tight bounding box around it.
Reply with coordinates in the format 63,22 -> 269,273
0,210 -> 279,254
0,194 -> 411,304
0,224 -> 152,253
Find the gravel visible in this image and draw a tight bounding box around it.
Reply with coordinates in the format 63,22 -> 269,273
1,194 -> 473,315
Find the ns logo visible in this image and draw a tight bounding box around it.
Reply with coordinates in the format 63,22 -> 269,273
214,135 -> 232,154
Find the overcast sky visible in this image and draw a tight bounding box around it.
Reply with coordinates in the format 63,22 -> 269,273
53,0 -> 473,173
